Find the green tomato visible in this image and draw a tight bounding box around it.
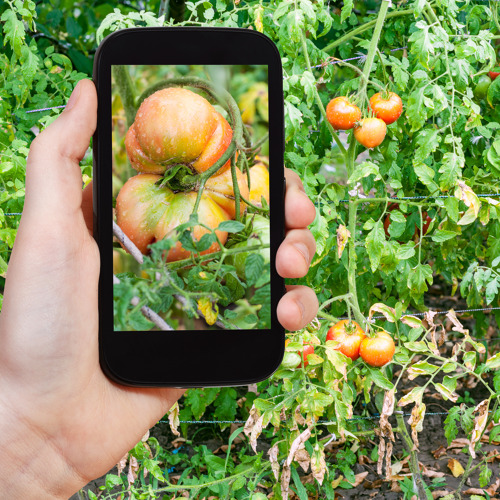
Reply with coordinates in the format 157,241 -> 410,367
474,75 -> 492,100
281,352 -> 301,369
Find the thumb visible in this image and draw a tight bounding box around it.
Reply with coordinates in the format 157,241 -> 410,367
23,79 -> 97,220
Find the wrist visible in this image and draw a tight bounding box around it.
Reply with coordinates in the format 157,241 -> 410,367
0,394 -> 84,499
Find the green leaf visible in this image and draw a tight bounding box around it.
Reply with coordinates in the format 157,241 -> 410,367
291,467 -> 309,500
439,151 -> 464,190
348,161 -> 381,185
367,367 -> 394,390
340,0 -> 353,24
485,352 -> 500,370
431,230 -> 458,242
245,254 -> 264,287
409,21 -> 434,69
396,242 -> 416,260
415,129 -> 441,163
487,75 -> 500,108
407,263 -> 433,297
1,9 -> 25,58
413,161 -> 438,192
218,220 -> 245,233
366,220 -> 385,272
444,407 -> 460,445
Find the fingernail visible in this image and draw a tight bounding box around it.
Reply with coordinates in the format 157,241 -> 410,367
65,81 -> 82,111
293,242 -> 310,264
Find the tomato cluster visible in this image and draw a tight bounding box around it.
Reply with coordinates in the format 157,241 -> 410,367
116,87 -> 269,262
326,91 -> 403,149
326,320 -> 395,367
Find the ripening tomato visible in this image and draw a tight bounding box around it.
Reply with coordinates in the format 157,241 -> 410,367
359,331 -> 396,367
125,87 -> 233,176
326,320 -> 366,361
246,162 -> 269,207
354,118 -> 387,148
326,97 -> 362,130
489,68 -> 500,80
369,92 -> 403,125
383,203 -> 432,239
115,169 -> 249,262
285,339 -> 315,368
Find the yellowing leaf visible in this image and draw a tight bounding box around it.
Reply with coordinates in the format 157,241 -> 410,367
197,297 -> 218,325
448,458 -> 465,477
336,224 -> 350,259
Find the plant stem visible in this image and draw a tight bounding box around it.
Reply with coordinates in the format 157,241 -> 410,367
357,0 -> 390,101
396,412 -> 428,500
112,65 -> 137,127
454,454 -> 474,500
299,29 -> 347,155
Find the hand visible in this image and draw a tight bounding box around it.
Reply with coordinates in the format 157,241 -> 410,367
0,79 -> 317,498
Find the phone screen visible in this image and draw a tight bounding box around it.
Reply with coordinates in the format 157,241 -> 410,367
111,65 -> 271,332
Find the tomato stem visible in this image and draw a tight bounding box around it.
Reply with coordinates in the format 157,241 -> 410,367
357,0 -> 390,105
112,65 -> 138,127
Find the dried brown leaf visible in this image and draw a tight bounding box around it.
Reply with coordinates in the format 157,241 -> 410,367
295,447 -> 311,473
168,402 -> 180,437
310,443 -> 326,486
280,464 -> 291,500
352,471 -> 369,487
431,445 -> 447,459
268,443 -> 280,481
379,389 -> 395,441
470,399 -> 489,458
286,427 -> 312,467
127,455 -> 139,488
117,452 -> 128,476
408,402 -> 426,449
446,310 -> 468,334
432,490 -> 451,499
377,437 -> 385,475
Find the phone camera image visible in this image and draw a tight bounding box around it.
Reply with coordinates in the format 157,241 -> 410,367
112,65 -> 270,332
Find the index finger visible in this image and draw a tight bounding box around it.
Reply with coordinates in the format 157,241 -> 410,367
284,168 -> 316,229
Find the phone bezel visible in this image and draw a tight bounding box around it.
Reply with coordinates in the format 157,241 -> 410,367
93,27 -> 285,387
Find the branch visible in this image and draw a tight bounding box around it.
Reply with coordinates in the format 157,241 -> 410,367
114,274 -> 173,331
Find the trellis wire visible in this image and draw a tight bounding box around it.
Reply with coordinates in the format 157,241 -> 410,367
5,192 -> 500,217
158,409 -> 493,426
311,46 -> 407,69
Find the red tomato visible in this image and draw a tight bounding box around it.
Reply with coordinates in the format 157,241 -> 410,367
326,320 -> 366,361
369,92 -> 403,125
115,169 -> 249,262
359,331 -> 396,367
125,87 -> 233,176
285,339 -> 315,368
354,118 -> 387,148
326,97 -> 362,130
489,70 -> 500,80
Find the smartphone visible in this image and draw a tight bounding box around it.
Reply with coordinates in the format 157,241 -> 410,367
93,27 -> 285,387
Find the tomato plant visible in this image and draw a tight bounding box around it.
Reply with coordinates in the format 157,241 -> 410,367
369,91 -> 403,124
326,96 -> 361,130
